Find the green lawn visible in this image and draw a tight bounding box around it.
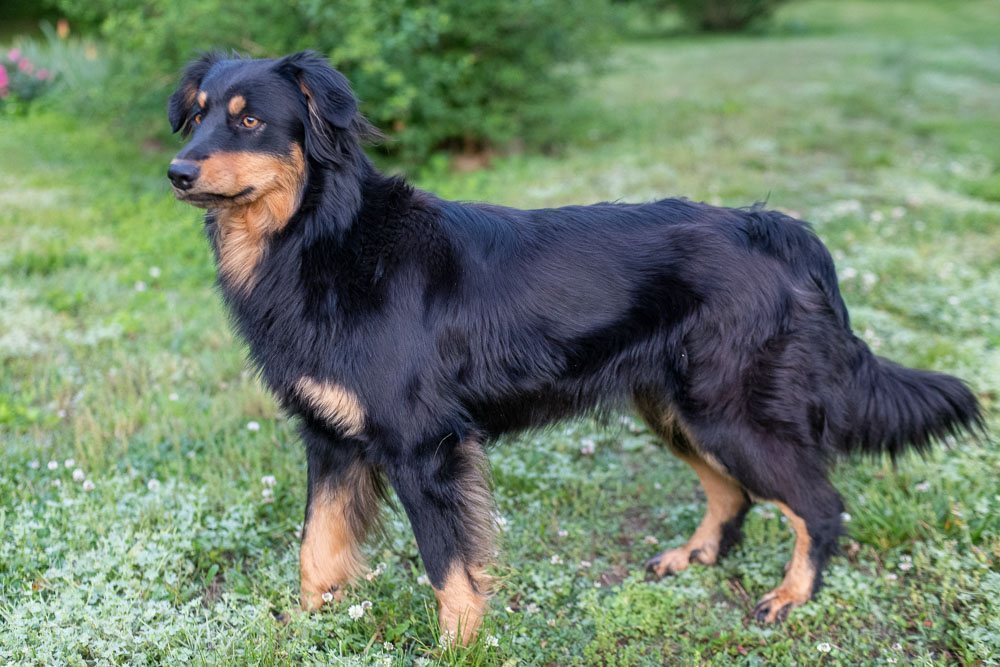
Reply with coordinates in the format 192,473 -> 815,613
1,1 -> 998,664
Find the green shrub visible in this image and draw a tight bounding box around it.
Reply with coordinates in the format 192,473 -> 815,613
675,0 -> 790,31
46,0 -> 611,161
0,45 -> 55,111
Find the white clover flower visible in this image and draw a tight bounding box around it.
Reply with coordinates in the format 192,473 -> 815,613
890,206 -> 905,219
82,480 -> 95,492
262,488 -> 274,502
817,642 -> 832,653
842,267 -> 858,280
653,482 -> 662,490
550,554 -> 563,565
365,562 -> 387,581
870,211 -> 885,223
64,458 -> 75,468
947,296 -> 960,306
168,392 -> 179,402
417,574 -> 430,586
914,481 -> 930,493
643,535 -> 659,545
840,512 -> 852,523
134,281 -> 147,292
72,469 -> 85,482
382,641 -> 394,652
557,528 -> 568,538
485,634 -> 499,648
886,573 -> 898,581
525,602 -> 539,614
862,272 -> 878,289
261,475 -> 277,487
47,460 -> 59,471
147,479 -> 161,492
579,438 -> 596,456
149,266 -> 162,278
579,560 -> 592,569
246,421 -> 261,432
321,591 -> 334,603
29,460 -> 40,470
898,561 -> 912,571
348,604 -> 365,620
52,479 -> 62,488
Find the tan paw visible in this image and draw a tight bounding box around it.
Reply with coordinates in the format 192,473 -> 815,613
645,547 -> 692,577
300,585 -> 344,612
751,585 -> 811,623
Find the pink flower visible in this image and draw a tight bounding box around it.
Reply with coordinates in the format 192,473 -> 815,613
0,65 -> 8,90
7,48 -> 20,62
18,59 -> 33,75
37,69 -> 50,81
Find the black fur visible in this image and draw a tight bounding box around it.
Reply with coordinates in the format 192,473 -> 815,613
168,52 -> 984,623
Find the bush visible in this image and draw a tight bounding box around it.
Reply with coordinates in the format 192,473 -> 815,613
46,0 -> 612,161
0,47 -> 55,111
675,0 -> 790,31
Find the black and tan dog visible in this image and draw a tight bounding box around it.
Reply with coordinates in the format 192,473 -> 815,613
167,51 -> 981,643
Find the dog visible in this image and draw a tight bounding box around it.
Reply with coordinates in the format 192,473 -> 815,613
167,51 -> 982,644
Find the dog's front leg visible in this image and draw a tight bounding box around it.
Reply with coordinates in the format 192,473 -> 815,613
388,433 -> 496,646
299,426 -> 384,611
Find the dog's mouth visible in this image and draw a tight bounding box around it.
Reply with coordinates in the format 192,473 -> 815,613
174,186 -> 256,208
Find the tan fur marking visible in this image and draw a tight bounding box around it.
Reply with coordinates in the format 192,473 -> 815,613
755,502 -> 815,622
648,454 -> 747,576
201,145 -> 305,292
197,90 -> 207,107
431,437 -> 496,646
434,564 -> 490,646
295,376 -> 365,436
300,488 -> 366,611
228,95 -> 246,115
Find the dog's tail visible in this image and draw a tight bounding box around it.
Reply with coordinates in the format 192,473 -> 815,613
842,344 -> 983,458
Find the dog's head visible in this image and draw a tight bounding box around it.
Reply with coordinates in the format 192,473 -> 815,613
167,51 -> 370,209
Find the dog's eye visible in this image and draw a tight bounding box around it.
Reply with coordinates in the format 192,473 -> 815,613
241,116 -> 261,129
192,112 -> 203,126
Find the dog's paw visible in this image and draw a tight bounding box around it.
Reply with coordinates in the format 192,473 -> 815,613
645,547 -> 692,577
300,585 -> 344,612
751,586 -> 810,624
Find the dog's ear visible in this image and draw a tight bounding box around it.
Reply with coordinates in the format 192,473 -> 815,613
277,51 -> 364,162
168,52 -> 223,135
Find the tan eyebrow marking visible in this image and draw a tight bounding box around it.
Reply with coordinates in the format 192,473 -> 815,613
197,90 -> 208,107
228,95 -> 246,115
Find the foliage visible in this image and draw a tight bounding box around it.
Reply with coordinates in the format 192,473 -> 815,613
675,0 -> 792,31
2,0 -> 999,663
0,46 -> 54,111
295,0 -> 612,160
45,0 -> 611,160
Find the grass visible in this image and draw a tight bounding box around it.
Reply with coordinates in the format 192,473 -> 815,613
1,0 -> 998,663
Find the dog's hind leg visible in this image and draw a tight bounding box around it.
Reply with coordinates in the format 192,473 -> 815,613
686,424 -> 844,623
387,433 -> 496,646
646,453 -> 751,577
299,427 -> 384,611
636,397 -> 751,577
747,472 -> 844,623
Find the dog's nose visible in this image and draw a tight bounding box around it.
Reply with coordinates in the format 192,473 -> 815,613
168,160 -> 200,190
